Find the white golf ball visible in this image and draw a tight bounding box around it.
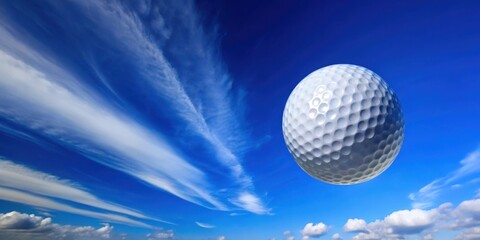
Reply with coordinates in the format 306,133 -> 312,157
282,64 -> 404,184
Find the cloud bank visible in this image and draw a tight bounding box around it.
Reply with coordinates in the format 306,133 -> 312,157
342,198 -> 480,239
284,194 -> 480,240
0,211 -> 113,240
146,229 -> 175,240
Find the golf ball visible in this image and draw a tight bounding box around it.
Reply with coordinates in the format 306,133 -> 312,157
282,64 -> 404,184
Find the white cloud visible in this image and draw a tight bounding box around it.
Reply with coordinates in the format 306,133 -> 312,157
146,229 -> 174,240
448,150 -> 480,183
0,124 -> 42,146
0,46 -> 223,211
63,0 -> 267,213
0,160 -> 157,222
0,0 -> 267,215
455,227 -> 480,240
384,209 -> 436,234
301,222 -> 329,238
195,221 -> 215,229
341,148 -> 480,239
410,148 -> 480,208
0,211 -> 48,230
423,233 -> 433,240
346,211 -> 433,239
343,218 -> 367,233
451,198 -> 480,229
231,192 -> 270,215
350,220 -> 403,240
283,230 -> 295,240
217,236 -> 226,240
331,233 -> 343,240
456,198 -> 480,216
0,211 -> 113,240
343,198 -> 480,239
0,187 -> 150,228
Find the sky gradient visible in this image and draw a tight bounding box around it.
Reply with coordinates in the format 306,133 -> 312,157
0,0 -> 479,239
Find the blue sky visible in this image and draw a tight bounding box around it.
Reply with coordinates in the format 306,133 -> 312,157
0,0 -> 479,239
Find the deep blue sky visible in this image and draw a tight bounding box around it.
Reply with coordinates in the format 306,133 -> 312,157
0,1 -> 479,240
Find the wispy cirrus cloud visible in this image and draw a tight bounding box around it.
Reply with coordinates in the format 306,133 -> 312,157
195,221 -> 215,229
0,47 -> 224,210
409,148 -> 480,209
0,187 -> 149,228
0,0 -> 268,214
59,0 -> 266,212
0,159 -> 165,224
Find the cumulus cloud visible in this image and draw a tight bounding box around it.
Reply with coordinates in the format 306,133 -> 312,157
384,209 -> 436,234
345,211 -> 431,239
451,198 -> 480,229
0,211 -> 113,240
423,233 -> 433,240
331,233 -> 343,240
455,227 -> 480,240
351,220 -> 403,240
343,218 -> 367,233
283,230 -> 292,236
146,229 -> 174,240
301,222 -> 329,238
217,236 -> 226,240
283,230 -> 295,240
341,197 -> 480,239
409,148 -> 480,209
456,199 -> 480,217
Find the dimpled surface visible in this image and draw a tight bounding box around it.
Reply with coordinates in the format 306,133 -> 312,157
282,64 -> 404,185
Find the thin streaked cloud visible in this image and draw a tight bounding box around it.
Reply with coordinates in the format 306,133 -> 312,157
0,187 -> 150,228
195,221 -> 215,229
62,0 -> 267,213
0,159 -> 165,223
0,0 -> 268,214
409,148 -> 480,209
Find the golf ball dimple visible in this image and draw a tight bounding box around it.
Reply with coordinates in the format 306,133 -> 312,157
282,64 -> 404,185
